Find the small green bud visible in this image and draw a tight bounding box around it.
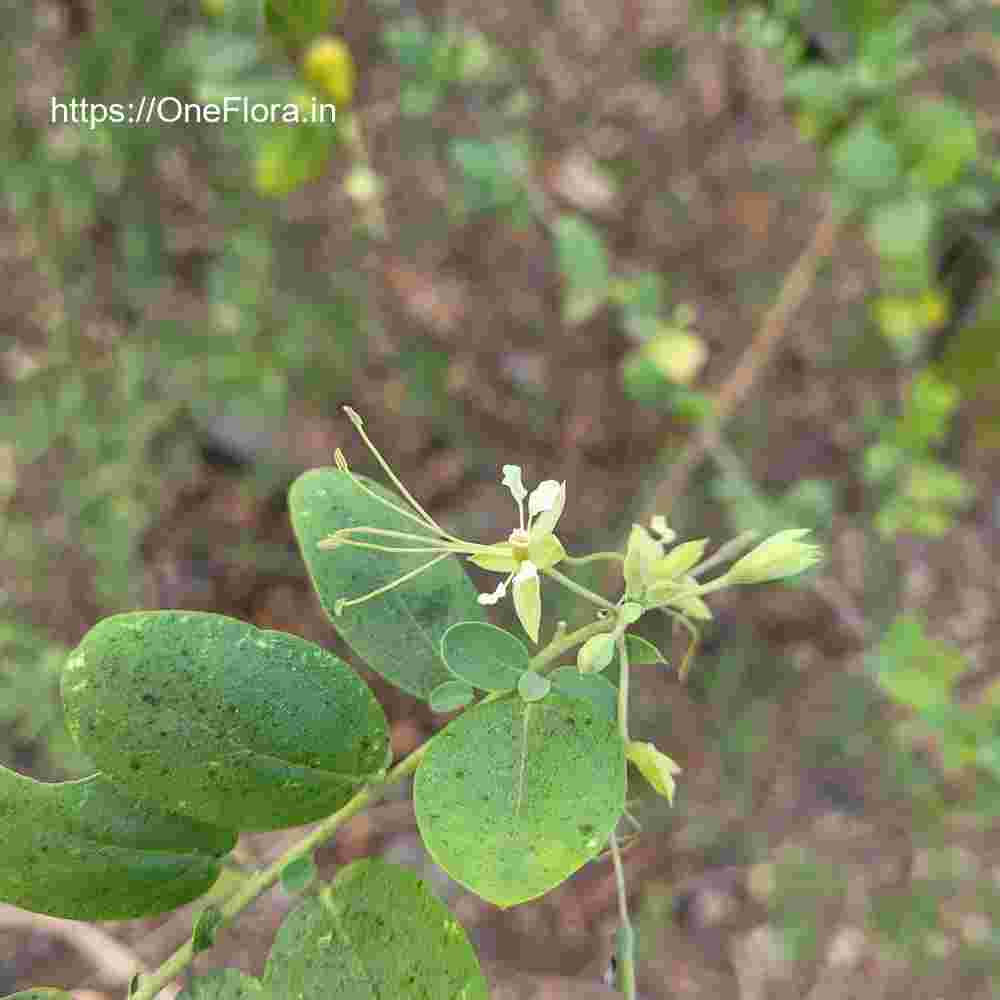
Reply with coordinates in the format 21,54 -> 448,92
577,634 -> 616,674
626,741 -> 682,804
723,528 -> 823,585
517,670 -> 551,702
623,524 -> 662,598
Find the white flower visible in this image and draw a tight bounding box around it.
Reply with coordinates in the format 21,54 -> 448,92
470,465 -> 567,642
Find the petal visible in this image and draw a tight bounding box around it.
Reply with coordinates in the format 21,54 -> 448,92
468,545 -> 518,572
529,481 -> 566,537
477,578 -> 510,605
528,480 -> 561,517
512,563 -> 541,643
527,532 -> 566,570
501,465 -> 527,503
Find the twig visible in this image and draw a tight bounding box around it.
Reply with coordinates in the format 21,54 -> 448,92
644,200 -> 842,517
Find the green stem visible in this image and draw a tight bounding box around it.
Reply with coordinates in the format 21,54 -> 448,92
543,566 -> 618,611
131,616 -> 613,999
616,633 -> 630,745
130,745 -> 430,1000
562,550 -> 625,566
532,616 -> 616,674
608,828 -> 637,1000
689,530 -> 758,579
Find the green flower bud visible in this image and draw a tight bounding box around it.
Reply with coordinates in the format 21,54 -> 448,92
626,741 -> 682,804
577,634 -> 616,674
723,528 -> 822,585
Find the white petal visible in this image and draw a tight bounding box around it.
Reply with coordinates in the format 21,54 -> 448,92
513,560 -> 538,583
529,481 -> 566,537
501,465 -> 527,503
528,479 -> 561,517
477,579 -> 509,605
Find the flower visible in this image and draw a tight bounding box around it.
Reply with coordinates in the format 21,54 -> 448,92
722,528 -> 823,585
467,465 -> 567,643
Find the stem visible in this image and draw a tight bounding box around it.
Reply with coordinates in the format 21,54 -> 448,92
532,616 -> 616,674
689,530 -> 758,579
562,550 -> 626,566
543,566 -> 618,611
334,552 -> 451,613
132,615 -> 615,999
616,633 -> 630,745
608,828 -> 637,1000
642,200 -> 840,518
130,745 -> 430,1000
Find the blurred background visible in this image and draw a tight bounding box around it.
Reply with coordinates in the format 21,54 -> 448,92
2,0 -> 999,997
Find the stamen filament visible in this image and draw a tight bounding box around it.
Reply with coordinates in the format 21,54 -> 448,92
343,407 -> 456,540
333,552 -> 451,615
657,607 -> 700,681
335,449 -> 451,538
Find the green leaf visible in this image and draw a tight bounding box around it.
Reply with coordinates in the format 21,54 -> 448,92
429,680 -> 476,712
553,214 -> 611,325
639,43 -> 685,88
264,0 -> 333,46
867,194 -> 933,262
415,692 -> 626,907
831,120 -> 900,194
62,611 -> 390,831
873,614 -> 966,713
263,860 -> 488,998
254,123 -> 337,198
442,621 -> 529,690
0,767 -> 235,921
549,667 -> 617,720
280,853 -> 318,894
517,670 -> 551,701
898,98 -> 978,190
192,904 -> 226,955
176,969 -> 266,999
451,137 -> 529,214
624,634 -> 667,666
289,467 -> 486,700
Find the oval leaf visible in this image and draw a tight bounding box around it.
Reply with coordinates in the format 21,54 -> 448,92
176,969 -> 265,999
429,680 -> 476,713
625,634 -> 667,666
549,667 -> 617,721
0,767 -> 235,921
442,621 -> 529,691
62,611 -> 390,831
289,468 -> 486,699
415,692 -> 625,907
264,860 -> 488,999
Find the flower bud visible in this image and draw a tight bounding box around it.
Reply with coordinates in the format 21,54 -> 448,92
577,634 -> 616,674
626,741 -> 681,804
723,528 -> 822,585
303,37 -> 356,106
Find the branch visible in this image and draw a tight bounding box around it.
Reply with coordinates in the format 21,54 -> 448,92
645,200 -> 842,516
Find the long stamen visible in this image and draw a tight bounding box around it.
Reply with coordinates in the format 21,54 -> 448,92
335,448 -> 446,537
343,407 -> 457,540
322,526 -> 448,547
658,607 -> 700,681
333,552 -> 451,615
